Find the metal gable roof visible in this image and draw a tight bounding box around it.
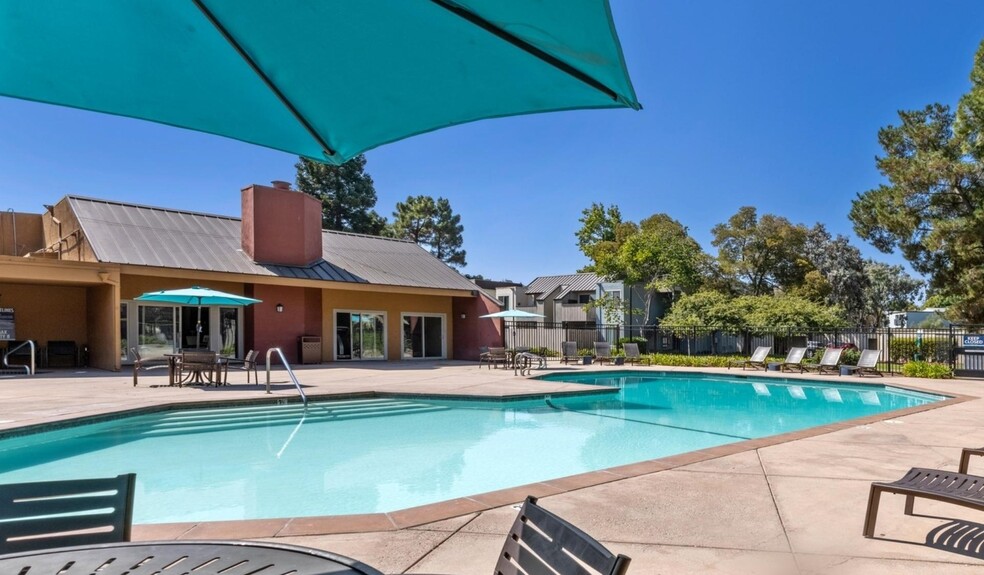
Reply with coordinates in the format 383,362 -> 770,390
68,196 -> 477,292
525,272 -> 602,301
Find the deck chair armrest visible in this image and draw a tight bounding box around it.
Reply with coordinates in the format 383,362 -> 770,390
960,447 -> 984,474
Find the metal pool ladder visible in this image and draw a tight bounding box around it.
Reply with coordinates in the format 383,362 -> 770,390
2,340 -> 34,376
265,347 -> 307,406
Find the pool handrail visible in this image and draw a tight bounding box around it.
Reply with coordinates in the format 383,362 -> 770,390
265,347 -> 308,406
2,340 -> 34,376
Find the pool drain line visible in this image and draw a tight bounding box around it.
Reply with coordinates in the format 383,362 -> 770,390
544,399 -> 751,441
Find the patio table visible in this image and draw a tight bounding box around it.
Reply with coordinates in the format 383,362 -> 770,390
0,540 -> 384,575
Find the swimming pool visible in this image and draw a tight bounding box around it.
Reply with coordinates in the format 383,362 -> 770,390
0,372 -> 943,523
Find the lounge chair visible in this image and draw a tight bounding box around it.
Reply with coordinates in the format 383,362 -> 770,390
623,342 -> 651,366
594,342 -> 613,365
839,349 -> 883,377
779,347 -> 808,373
863,467 -> 984,538
728,345 -> 771,370
495,496 -> 631,575
0,473 -> 136,553
805,347 -> 843,375
561,341 -> 579,364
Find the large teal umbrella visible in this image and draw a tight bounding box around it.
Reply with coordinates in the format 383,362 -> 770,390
0,1 -> 641,164
135,286 -> 261,349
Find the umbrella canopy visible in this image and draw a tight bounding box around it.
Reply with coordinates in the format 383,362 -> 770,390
135,286 -> 262,307
135,286 -> 261,349
479,309 -> 545,319
1,1 -> 641,164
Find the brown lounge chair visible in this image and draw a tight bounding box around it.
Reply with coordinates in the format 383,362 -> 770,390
728,345 -> 771,370
779,347 -> 808,373
560,341 -> 579,365
839,349 -> 883,377
495,496 -> 631,575
804,347 -> 842,375
0,473 -> 136,553
863,467 -> 984,538
594,342 -> 613,365
623,343 -> 650,366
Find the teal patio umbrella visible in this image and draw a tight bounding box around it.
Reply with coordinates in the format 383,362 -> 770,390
135,286 -> 261,349
0,1 -> 641,164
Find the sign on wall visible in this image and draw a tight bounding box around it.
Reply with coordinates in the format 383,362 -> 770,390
0,308 -> 14,341
963,334 -> 984,349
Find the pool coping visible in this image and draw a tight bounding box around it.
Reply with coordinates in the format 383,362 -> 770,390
122,372 -> 974,541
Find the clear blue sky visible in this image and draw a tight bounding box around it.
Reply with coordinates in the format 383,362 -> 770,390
1,1 -> 982,285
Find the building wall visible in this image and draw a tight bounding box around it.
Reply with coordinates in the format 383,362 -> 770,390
0,212 -> 44,257
0,282 -> 88,356
452,295 -> 503,360
119,275 -> 247,300
245,283 -> 321,364
322,289 -> 454,361
86,283 -> 118,370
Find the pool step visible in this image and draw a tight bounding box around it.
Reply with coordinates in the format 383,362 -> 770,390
135,398 -> 449,436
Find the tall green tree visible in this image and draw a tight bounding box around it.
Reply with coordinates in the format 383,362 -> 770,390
850,41 -> 984,322
295,154 -> 387,234
862,261 -> 923,327
576,206 -> 707,321
711,207 -> 809,295
391,195 -> 467,268
800,224 -> 869,324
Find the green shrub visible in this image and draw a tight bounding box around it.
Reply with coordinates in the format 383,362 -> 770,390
901,361 -> 953,379
645,353 -> 735,368
530,347 -> 560,358
841,348 -> 861,366
577,348 -> 594,357
617,336 -> 647,353
890,337 -> 950,363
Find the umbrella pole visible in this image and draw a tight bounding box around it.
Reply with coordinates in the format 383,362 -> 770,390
196,301 -> 202,349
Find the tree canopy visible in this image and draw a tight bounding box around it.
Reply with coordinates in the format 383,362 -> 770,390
391,195 -> 467,268
850,40 -> 984,322
711,207 -> 810,295
576,204 -> 707,321
295,154 -> 386,235
661,290 -> 849,331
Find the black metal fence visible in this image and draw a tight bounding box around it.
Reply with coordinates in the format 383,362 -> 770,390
503,322 -> 984,376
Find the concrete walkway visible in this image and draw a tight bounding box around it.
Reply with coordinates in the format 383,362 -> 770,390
1,362 -> 982,574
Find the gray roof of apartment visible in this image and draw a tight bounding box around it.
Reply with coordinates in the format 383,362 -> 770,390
67,196 -> 477,292
525,273 -> 603,301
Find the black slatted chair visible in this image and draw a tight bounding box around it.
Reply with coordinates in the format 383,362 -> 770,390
495,496 -> 631,575
0,473 -> 136,554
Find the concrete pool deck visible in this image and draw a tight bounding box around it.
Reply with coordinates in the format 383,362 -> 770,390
1,362 -> 982,574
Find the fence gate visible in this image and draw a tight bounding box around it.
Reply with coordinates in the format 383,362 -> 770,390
952,325 -> 984,377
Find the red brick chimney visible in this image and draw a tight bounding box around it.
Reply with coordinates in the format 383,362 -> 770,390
241,181 -> 323,266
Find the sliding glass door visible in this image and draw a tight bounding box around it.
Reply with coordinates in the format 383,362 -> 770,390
335,311 -> 385,360
402,314 -> 445,359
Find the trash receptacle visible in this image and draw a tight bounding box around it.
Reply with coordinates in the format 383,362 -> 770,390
299,336 -> 322,364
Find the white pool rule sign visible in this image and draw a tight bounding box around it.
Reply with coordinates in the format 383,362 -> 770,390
0,308 -> 14,341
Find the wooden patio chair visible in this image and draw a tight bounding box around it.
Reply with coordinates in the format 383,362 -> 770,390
495,496 -> 631,575
779,347 -> 808,373
484,347 -> 508,369
727,345 -> 771,370
561,341 -> 579,365
130,346 -> 169,387
0,473 -> 136,554
224,349 -> 259,384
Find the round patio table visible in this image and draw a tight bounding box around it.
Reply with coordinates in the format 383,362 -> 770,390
0,540 -> 384,575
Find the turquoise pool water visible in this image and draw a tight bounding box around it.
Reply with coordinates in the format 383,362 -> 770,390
0,372 -> 942,523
